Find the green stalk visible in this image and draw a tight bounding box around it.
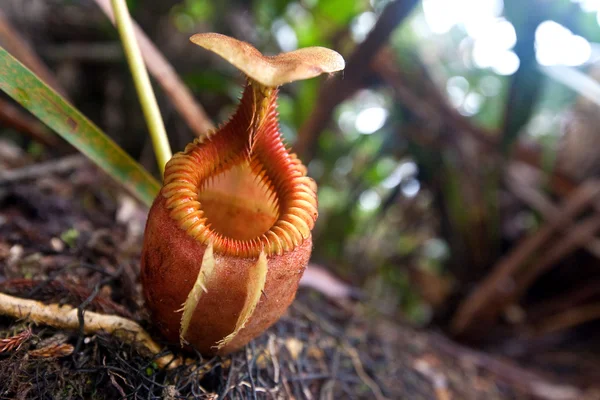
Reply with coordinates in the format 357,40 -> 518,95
110,0 -> 171,175
0,47 -> 160,206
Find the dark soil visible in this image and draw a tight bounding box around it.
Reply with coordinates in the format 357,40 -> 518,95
0,159 -> 593,399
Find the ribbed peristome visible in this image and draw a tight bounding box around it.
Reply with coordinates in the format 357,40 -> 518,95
160,80 -> 317,258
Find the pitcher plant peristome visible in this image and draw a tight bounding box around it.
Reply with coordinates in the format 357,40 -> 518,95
140,33 -> 344,355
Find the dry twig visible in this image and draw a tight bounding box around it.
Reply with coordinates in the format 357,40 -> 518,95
454,171 -> 600,333
28,343 -> 74,358
527,280 -> 600,323
0,292 -> 182,369
506,166 -> 600,259
535,303 -> 600,335
451,181 -> 600,335
515,213 -> 600,296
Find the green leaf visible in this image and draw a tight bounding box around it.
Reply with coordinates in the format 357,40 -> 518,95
60,228 -> 79,248
314,0 -> 367,26
0,46 -> 160,206
183,70 -> 230,94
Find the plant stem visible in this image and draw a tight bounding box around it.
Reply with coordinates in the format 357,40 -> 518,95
110,0 -> 171,175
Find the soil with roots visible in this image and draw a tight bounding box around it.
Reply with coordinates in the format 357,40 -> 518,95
0,160 -> 592,399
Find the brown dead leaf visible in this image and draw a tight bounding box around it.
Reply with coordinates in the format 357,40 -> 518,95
28,343 -> 74,358
0,327 -> 32,353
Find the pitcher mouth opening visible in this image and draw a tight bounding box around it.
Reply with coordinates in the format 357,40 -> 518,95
197,162 -> 280,241
160,80 -> 318,258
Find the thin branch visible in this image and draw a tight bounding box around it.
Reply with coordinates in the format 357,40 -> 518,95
451,181 -> 600,335
506,165 -> 600,259
451,173 -> 600,334
0,292 -> 183,369
94,0 -> 215,138
535,303 -> 600,335
527,280 -> 600,323
515,213 -> 600,297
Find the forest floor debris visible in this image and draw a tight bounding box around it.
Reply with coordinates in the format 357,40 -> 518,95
0,163 -> 589,399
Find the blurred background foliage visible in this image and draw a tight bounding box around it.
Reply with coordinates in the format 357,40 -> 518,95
5,0 -> 600,377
